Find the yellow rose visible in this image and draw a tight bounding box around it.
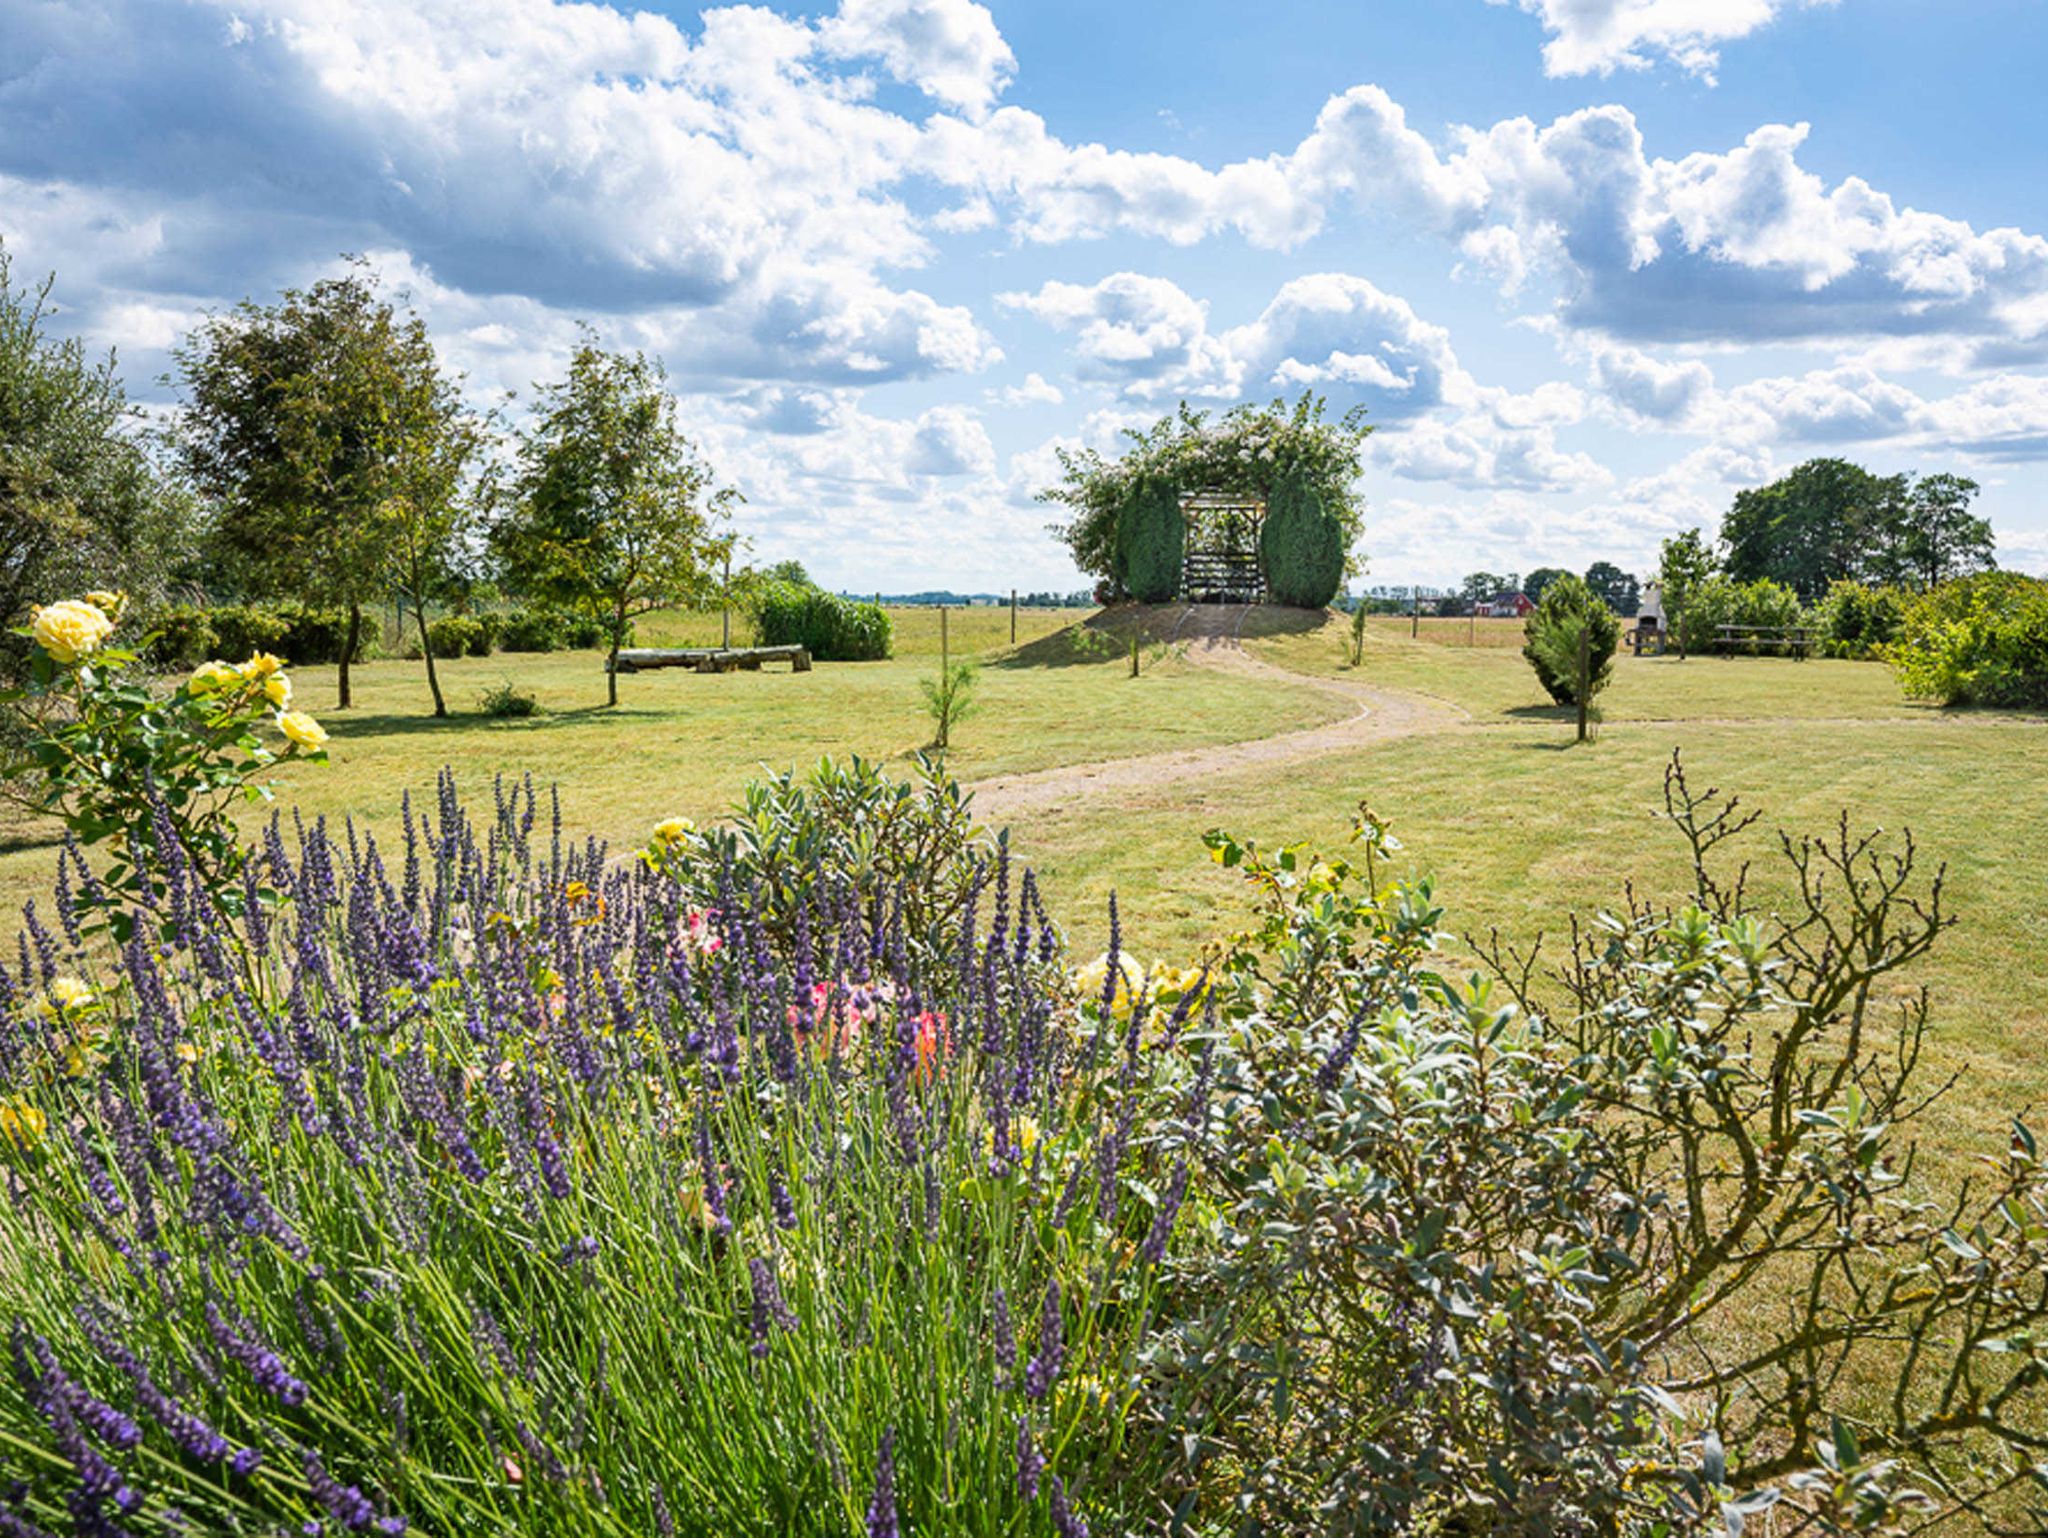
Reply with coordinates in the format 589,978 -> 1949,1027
1073,952 -> 1144,1018
263,673 -> 292,708
189,660 -> 242,696
33,976 -> 94,1019
29,600 -> 115,665
651,817 -> 695,846
242,651 -> 286,678
0,1097 -> 46,1154
84,590 -> 125,619
278,710 -> 328,749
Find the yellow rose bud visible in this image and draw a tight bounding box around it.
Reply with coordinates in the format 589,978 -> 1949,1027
189,660 -> 241,696
242,651 -> 286,678
83,590 -> 125,619
651,817 -> 695,846
263,673 -> 292,708
29,600 -> 115,665
278,710 -> 328,749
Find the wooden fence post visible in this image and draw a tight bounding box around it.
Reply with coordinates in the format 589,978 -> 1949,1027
721,551 -> 732,649
1576,624 -> 1591,744
1010,588 -> 1017,645
1411,588 -> 1420,639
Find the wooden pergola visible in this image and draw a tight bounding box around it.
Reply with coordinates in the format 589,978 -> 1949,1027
1178,488 -> 1266,603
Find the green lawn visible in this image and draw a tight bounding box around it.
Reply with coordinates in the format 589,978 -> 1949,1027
1251,608 -> 1989,723
0,607 -> 1342,913
8,601 -> 2043,1165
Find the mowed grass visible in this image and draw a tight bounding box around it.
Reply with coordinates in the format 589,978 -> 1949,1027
1017,616 -> 2048,1163
1252,609 -> 1984,723
0,606 -> 1343,914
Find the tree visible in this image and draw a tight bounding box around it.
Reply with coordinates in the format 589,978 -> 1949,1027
1458,572 -> 1518,608
1522,566 -> 1571,605
176,263 -> 476,710
1657,528 -> 1716,660
762,559 -> 812,588
1582,560 -> 1638,615
1721,458 -> 1903,601
494,344 -> 738,706
1522,573 -> 1617,718
1871,472 -> 1995,588
1259,472 -> 1344,609
1116,474 -> 1183,603
0,244 -> 192,675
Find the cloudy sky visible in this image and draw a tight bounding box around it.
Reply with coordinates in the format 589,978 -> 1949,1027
5,0 -> 2047,590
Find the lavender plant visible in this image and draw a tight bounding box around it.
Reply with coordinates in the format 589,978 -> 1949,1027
0,770 -> 1198,1535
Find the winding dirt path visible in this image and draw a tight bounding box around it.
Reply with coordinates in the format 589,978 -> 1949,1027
969,606 -> 1464,819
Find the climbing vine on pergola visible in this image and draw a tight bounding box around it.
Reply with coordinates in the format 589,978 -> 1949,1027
1038,395 -> 1372,600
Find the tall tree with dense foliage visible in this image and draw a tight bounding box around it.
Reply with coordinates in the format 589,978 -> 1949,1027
1582,560 -> 1638,615
1867,471 -> 1995,588
1039,395 -> 1371,591
175,264 -> 478,710
1720,458 -> 1898,601
0,245 -> 192,674
494,344 -> 738,705
1657,527 -> 1716,659
1522,566 -> 1571,604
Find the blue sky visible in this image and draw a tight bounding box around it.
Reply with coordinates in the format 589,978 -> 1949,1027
5,0 -> 2047,590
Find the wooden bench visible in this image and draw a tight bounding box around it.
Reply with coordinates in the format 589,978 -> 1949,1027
611,645 -> 812,675
1714,624 -> 1813,660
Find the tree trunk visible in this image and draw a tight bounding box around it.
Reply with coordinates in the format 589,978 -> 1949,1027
415,603 -> 447,718
339,603 -> 362,709
606,604 -> 623,708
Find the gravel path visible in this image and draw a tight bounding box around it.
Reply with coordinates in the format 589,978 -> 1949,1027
968,606 -> 1465,820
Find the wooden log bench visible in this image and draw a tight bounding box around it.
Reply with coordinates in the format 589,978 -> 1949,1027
610,645 -> 812,675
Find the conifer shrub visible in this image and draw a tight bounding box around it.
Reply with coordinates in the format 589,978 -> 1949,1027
1258,472 -> 1343,608
1522,572 -> 1618,704
1115,475 -> 1184,603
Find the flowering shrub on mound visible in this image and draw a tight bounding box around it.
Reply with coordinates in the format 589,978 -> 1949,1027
0,773 -> 1204,1535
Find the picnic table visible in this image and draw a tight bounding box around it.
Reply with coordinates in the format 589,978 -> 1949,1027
1714,624 -> 1813,659
610,645 -> 812,675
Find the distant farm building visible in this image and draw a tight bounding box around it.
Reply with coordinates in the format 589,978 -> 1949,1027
1476,591 -> 1534,618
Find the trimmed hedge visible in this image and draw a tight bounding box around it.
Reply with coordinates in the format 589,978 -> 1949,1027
1117,475 -> 1184,604
1890,571 -> 2048,707
143,604 -> 367,670
496,609 -> 613,651
752,583 -> 892,661
1259,473 -> 1344,609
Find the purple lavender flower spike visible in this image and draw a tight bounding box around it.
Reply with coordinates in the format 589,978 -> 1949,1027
1015,1415 -> 1043,1499
1141,1162 -> 1190,1267
864,1427 -> 899,1538
1049,1475 -> 1089,1538
1022,1277 -> 1063,1400
991,1287 -> 1016,1386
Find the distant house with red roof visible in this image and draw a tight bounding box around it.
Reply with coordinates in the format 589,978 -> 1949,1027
1475,590 -> 1534,618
